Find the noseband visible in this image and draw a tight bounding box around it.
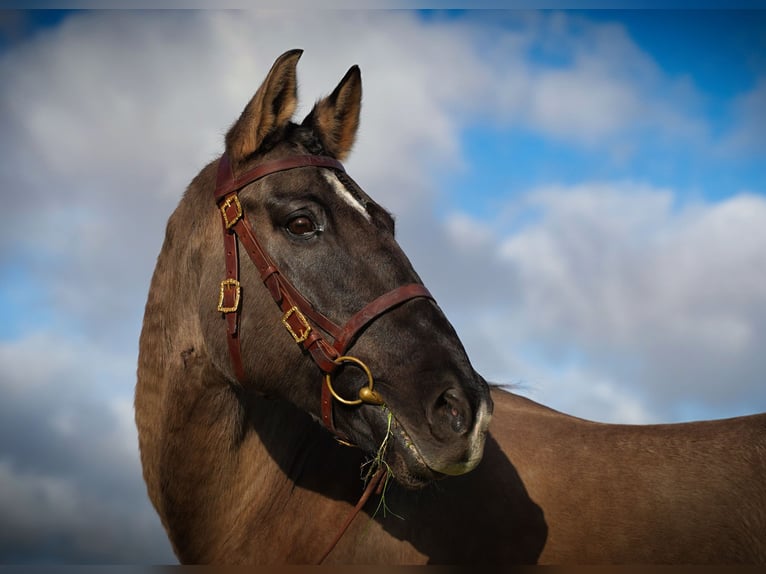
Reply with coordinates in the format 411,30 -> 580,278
214,152 -> 433,439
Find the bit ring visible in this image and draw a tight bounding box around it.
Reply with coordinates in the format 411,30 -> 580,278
325,356 -> 384,406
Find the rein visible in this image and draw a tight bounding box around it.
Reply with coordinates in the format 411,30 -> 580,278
317,467 -> 387,564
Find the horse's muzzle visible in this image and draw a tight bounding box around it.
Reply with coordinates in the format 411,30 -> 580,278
383,379 -> 494,487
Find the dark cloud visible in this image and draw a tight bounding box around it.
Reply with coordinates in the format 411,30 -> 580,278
0,334 -> 175,562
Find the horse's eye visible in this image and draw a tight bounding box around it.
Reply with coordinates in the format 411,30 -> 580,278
286,215 -> 318,237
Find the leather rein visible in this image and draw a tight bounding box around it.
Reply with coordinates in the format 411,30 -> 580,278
214,152 -> 434,439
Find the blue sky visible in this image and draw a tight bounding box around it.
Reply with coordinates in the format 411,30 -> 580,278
437,10 -> 766,216
0,8 -> 764,563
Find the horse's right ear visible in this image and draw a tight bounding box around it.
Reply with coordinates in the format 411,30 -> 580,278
301,64 -> 362,161
225,49 -> 303,166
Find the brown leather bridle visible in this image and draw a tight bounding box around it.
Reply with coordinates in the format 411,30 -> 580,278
214,152 -> 434,439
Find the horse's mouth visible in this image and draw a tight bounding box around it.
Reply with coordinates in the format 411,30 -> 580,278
341,379 -> 493,489
348,404 -> 442,489
385,414 -> 446,489
371,406 -> 489,490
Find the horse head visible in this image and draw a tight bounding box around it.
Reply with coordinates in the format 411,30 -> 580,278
197,49 -> 493,489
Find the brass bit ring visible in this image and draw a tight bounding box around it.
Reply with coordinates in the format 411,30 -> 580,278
325,355 -> 384,406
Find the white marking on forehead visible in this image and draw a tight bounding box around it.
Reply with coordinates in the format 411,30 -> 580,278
321,170 -> 371,221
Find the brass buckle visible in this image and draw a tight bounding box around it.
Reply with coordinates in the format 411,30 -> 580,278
217,278 -> 241,313
282,306 -> 312,344
325,356 -> 384,406
220,194 -> 242,230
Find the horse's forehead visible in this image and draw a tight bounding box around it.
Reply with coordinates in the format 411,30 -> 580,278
320,170 -> 371,221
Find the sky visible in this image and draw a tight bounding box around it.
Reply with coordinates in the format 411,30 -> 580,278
0,7 -> 765,564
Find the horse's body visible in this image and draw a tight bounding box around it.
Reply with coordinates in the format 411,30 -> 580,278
135,50 -> 766,564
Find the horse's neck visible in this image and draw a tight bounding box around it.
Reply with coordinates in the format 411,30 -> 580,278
157,365 -> 380,563
134,188 -> 401,563
135,203 -> 211,538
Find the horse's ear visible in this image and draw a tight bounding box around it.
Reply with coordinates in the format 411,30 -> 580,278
225,49 -> 303,165
302,65 -> 362,161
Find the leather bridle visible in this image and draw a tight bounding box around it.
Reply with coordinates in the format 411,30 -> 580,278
214,152 -> 434,439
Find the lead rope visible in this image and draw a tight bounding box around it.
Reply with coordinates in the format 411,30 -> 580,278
317,467 -> 387,565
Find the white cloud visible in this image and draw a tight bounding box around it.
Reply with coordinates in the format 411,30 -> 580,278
442,184 -> 766,422
473,12 -> 708,149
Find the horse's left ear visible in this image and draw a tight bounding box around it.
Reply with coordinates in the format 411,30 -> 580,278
302,65 -> 362,161
225,49 -> 302,166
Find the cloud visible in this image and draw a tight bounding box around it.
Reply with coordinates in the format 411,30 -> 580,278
0,332 -> 174,562
459,11 -> 708,150
720,76 -> 766,156
440,184 -> 766,422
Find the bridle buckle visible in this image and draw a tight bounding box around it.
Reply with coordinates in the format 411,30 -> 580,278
282,306 -> 312,343
220,194 -> 243,230
217,278 -> 241,313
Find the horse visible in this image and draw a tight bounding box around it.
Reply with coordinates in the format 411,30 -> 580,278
135,49 -> 766,564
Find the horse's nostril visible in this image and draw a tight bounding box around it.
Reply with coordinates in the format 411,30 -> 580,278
450,407 -> 466,434
432,387 -> 471,438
